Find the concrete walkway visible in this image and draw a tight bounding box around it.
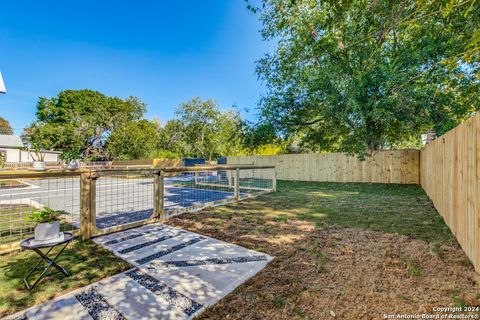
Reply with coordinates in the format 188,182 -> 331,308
6,223 -> 272,320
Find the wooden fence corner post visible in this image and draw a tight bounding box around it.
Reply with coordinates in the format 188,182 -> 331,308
152,170 -> 165,220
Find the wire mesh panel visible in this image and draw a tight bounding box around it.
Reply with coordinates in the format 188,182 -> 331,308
0,175 -> 80,252
238,167 -> 274,198
95,171 -> 154,229
164,169 -> 237,216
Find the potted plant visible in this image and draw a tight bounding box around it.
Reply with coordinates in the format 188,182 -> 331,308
21,129 -> 48,170
61,151 -> 81,170
29,146 -> 46,171
26,207 -> 63,242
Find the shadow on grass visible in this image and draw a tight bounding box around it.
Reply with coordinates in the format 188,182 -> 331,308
238,180 -> 454,245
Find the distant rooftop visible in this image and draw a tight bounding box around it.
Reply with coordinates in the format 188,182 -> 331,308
0,135 -> 24,148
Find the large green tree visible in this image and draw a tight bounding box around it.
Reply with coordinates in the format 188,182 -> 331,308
0,117 -> 13,135
157,98 -> 244,159
105,119 -> 160,160
23,89 -> 146,159
252,0 -> 479,153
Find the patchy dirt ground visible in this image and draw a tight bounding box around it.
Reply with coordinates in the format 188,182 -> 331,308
167,181 -> 480,320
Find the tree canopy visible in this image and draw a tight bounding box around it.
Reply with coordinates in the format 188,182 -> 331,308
23,89 -> 146,159
19,2 -> 480,159
105,119 -> 160,160
0,117 -> 13,135
251,0 -> 480,153
157,98 -> 244,159
24,93 -> 250,161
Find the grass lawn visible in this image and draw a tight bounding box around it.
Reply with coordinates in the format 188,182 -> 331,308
0,205 -> 74,245
0,239 -> 131,317
167,180 -> 480,319
0,205 -> 36,245
0,180 -> 30,189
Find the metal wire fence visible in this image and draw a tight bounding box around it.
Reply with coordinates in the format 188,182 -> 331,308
95,171 -> 154,229
238,167 -> 275,196
164,169 -> 235,216
0,165 -> 275,250
0,175 -> 80,253
164,167 -> 275,216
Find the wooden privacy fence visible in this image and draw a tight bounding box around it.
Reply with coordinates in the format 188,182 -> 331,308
0,165 -> 276,253
421,113 -> 480,271
228,150 -> 420,184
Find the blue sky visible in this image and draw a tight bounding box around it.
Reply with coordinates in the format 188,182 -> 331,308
0,1 -> 271,135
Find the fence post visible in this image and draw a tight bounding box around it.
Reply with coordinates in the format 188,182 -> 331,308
272,167 -> 277,192
90,173 -> 97,236
152,170 -> 165,219
227,170 -> 233,188
234,168 -> 240,200
80,171 -> 97,240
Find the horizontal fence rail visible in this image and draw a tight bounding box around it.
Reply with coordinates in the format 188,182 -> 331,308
112,158 -> 186,168
2,161 -> 115,170
3,161 -> 62,169
0,165 -> 276,251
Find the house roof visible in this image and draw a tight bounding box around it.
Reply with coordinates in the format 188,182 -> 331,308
0,135 -> 24,148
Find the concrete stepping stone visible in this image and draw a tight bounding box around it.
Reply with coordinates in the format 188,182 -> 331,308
25,294 -> 93,320
92,273 -> 190,320
97,232 -> 205,266
106,228 -> 184,253
140,258 -> 269,306
159,237 -> 268,262
134,236 -> 206,266
93,224 -> 168,245
124,269 -> 203,317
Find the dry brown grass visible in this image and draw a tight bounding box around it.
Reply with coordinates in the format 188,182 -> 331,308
167,181 -> 480,320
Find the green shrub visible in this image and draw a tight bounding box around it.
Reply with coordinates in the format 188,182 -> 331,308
26,207 -> 62,224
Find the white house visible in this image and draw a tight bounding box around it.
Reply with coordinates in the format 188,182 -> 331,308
0,134 -> 62,162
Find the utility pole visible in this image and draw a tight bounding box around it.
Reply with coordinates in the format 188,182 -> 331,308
0,71 -> 6,94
